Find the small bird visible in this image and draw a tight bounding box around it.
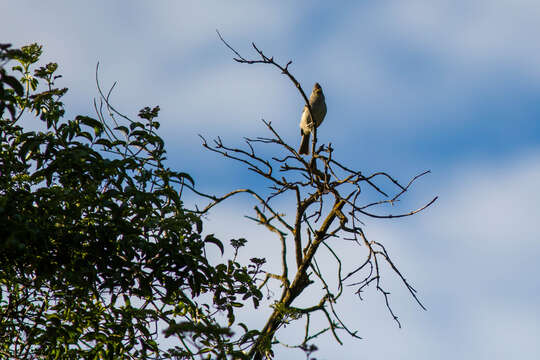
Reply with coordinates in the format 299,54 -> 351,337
298,83 -> 327,155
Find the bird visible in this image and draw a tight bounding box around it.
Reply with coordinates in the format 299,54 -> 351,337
298,83 -> 326,155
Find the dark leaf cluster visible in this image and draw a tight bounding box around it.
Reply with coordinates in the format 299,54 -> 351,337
0,43 -> 262,359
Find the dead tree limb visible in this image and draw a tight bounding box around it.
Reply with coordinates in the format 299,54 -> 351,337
186,34 -> 438,359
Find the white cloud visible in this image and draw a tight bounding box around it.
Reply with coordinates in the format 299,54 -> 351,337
1,1 -> 301,135
6,0 -> 538,143
426,150 -> 540,256
5,0 -> 540,147
313,0 -> 540,132
159,62 -> 300,135
469,300 -> 540,359
383,0 -> 540,76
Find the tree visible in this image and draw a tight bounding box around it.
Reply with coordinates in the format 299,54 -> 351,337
181,34 -> 437,359
0,43 -> 261,359
0,39 -> 436,360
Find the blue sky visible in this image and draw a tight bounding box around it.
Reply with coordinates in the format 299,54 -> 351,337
3,1 -> 540,359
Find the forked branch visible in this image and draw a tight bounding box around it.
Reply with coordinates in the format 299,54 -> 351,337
188,34 -> 438,359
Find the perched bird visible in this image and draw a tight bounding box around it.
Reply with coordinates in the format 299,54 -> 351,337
298,83 -> 327,155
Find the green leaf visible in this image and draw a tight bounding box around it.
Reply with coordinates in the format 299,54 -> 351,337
3,74 -> 24,96
114,125 -> 129,135
177,172 -> 195,186
204,234 -> 224,255
79,131 -> 93,141
77,115 -> 104,135
11,65 -> 23,73
95,138 -> 112,147
129,121 -> 144,131
227,308 -> 235,327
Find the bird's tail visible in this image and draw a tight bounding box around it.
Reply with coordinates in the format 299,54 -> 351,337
299,133 -> 310,155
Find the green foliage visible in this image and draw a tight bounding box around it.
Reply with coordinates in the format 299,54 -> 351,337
0,44 -> 25,120
0,43 -> 262,359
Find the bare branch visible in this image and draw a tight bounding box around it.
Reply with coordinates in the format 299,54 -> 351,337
353,196 -> 438,219
203,34 -> 438,359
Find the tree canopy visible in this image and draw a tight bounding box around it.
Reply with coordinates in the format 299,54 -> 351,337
0,43 -> 262,359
